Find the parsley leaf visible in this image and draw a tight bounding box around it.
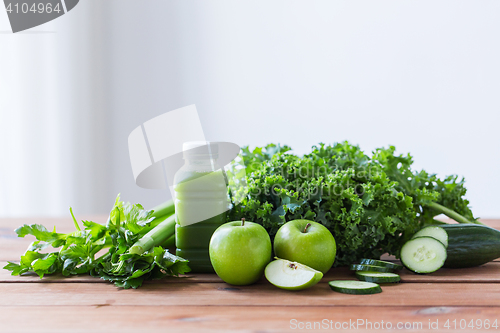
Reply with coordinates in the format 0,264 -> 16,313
4,195 -> 189,289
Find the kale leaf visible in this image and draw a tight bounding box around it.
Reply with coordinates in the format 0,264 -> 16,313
230,142 -> 477,266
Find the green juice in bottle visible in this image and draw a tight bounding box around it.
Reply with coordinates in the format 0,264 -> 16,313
174,142 -> 228,273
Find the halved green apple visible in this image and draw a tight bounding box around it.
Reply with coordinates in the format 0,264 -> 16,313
264,258 -> 323,290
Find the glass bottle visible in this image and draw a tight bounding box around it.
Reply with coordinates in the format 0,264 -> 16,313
174,142 -> 228,273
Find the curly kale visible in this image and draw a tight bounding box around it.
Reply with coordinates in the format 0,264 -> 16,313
372,146 -> 478,225
229,142 -> 478,266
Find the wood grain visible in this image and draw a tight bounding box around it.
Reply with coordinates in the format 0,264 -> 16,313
325,263 -> 500,283
3,261 -> 500,284
0,305 -> 498,333
1,217 -> 499,333
1,282 -> 500,307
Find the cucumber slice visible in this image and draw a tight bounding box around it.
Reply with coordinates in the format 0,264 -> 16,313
359,259 -> 403,271
400,236 -> 447,274
328,280 -> 382,295
355,271 -> 401,283
412,226 -> 448,248
349,264 -> 393,273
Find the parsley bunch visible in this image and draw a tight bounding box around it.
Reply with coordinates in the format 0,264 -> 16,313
4,195 -> 189,289
229,142 -> 478,266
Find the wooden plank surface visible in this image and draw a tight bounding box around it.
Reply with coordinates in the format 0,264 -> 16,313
3,261 -> 500,284
2,282 -> 500,307
0,306 -> 499,333
1,216 -> 499,333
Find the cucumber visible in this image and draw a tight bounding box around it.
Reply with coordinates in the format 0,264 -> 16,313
400,236 -> 447,274
349,264 -> 394,273
355,271 -> 401,283
359,259 -> 403,271
439,224 -> 500,268
412,226 -> 448,248
328,280 -> 382,295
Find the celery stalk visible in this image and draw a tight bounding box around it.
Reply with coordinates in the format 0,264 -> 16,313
129,214 -> 176,255
427,202 -> 485,225
151,200 -> 175,218
161,234 -> 175,249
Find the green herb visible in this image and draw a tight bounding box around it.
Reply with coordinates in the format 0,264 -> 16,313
229,142 -> 477,266
4,196 -> 189,289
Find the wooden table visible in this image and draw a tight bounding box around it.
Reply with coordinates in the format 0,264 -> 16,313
1,217 -> 500,332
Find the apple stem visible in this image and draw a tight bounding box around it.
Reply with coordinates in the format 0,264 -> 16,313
241,218 -> 245,227
303,223 -> 311,233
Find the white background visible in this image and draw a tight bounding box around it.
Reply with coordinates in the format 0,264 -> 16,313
0,1 -> 499,217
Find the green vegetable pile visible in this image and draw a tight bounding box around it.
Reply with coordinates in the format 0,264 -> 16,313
4,141 -> 479,287
4,196 -> 189,289
228,142 -> 479,266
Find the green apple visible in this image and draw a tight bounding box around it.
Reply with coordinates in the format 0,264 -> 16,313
209,218 -> 271,285
265,258 -> 323,290
273,220 -> 336,273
